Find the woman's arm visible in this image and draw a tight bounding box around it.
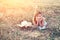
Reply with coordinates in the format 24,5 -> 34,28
40,17 -> 45,27
32,17 -> 38,26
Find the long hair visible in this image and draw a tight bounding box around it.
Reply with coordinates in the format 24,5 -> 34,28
34,11 -> 41,24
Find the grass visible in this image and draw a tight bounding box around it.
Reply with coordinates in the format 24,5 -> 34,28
0,6 -> 60,40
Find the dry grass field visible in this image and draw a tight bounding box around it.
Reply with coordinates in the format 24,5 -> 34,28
0,6 -> 60,40
0,0 -> 60,40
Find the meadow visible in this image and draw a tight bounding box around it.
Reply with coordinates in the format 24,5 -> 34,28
0,5 -> 60,40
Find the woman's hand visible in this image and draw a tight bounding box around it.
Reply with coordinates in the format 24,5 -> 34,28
40,18 -> 45,27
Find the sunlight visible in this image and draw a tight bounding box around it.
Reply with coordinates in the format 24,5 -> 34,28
0,0 -> 35,7
0,0 -> 35,14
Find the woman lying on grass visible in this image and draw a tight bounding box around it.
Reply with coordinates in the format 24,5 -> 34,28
33,10 -> 47,30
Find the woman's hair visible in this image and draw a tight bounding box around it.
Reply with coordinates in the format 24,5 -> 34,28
34,11 -> 41,24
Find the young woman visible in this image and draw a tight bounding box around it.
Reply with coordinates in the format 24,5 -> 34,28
33,10 -> 47,30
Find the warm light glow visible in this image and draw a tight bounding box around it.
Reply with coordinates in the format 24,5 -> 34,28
0,0 -> 59,16
0,0 -> 35,7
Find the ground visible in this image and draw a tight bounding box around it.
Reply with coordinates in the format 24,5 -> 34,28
0,6 -> 60,40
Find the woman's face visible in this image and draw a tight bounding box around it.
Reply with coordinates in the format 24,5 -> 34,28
37,14 -> 42,17
36,14 -> 42,21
